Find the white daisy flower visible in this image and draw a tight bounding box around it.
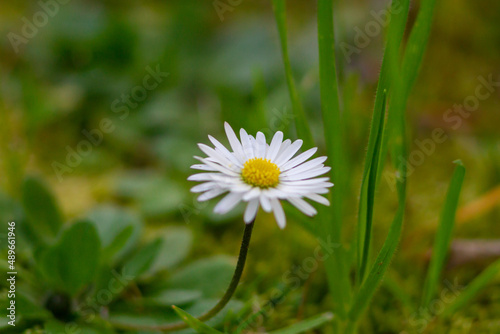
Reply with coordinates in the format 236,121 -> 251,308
188,122 -> 333,229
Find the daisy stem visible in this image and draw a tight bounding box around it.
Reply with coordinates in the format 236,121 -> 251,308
196,219 -> 254,321
114,220 -> 255,332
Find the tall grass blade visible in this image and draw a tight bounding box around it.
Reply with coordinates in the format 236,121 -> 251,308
357,0 -> 409,283
357,90 -> 387,285
421,161 -> 466,307
271,0 -> 313,148
317,0 -> 350,317
348,169 -> 406,322
378,0 -> 438,182
349,0 -> 414,319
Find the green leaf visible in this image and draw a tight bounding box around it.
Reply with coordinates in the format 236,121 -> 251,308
167,256 -> 235,298
271,0 -> 313,148
357,90 -> 387,284
139,180 -> 188,218
38,244 -> 64,287
103,225 -> 134,262
87,205 -> 143,263
114,171 -> 188,218
148,226 -> 193,275
122,238 -> 162,280
21,176 -> 63,244
268,312 -> 334,334
58,220 -> 101,295
421,161 -> 466,307
172,305 -> 225,334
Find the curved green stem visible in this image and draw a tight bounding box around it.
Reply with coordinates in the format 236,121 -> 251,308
112,220 -> 255,332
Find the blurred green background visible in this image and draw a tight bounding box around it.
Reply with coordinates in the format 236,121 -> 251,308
1,0 -> 500,333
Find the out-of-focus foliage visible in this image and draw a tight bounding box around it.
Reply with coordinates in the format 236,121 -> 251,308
0,0 -> 499,333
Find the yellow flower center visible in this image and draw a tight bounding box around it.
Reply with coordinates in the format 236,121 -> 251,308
241,158 -> 280,189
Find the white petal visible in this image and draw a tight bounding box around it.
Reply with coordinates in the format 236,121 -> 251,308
288,197 -> 317,216
248,135 -> 257,154
255,132 -> 267,158
270,198 -> 286,229
188,173 -> 238,183
208,135 -> 243,168
281,166 -> 331,181
264,187 -> 297,199
242,187 -> 261,201
280,177 -> 330,185
194,157 -> 240,176
214,192 -> 243,214
282,156 -> 327,176
191,182 -> 217,193
188,173 -> 219,181
197,144 -> 240,172
260,194 -> 272,212
198,188 -> 226,201
281,147 -> 318,171
266,131 -> 284,161
303,193 -> 330,206
279,184 -> 333,194
190,164 -> 217,171
244,199 -> 259,223
230,183 -> 253,193
274,139 -> 303,167
240,128 -> 255,159
275,139 -> 291,160
224,122 -> 246,162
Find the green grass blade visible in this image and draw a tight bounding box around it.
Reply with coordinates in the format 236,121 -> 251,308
442,259 -> 500,317
268,312 -> 334,334
357,0 -> 410,288
357,90 -> 387,284
378,0 -> 438,182
372,0 -> 410,184
421,161 -> 466,307
348,173 -> 406,322
400,0 -> 438,99
317,0 -> 351,317
172,305 -> 225,334
271,0 -> 313,148
349,17 -> 411,320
